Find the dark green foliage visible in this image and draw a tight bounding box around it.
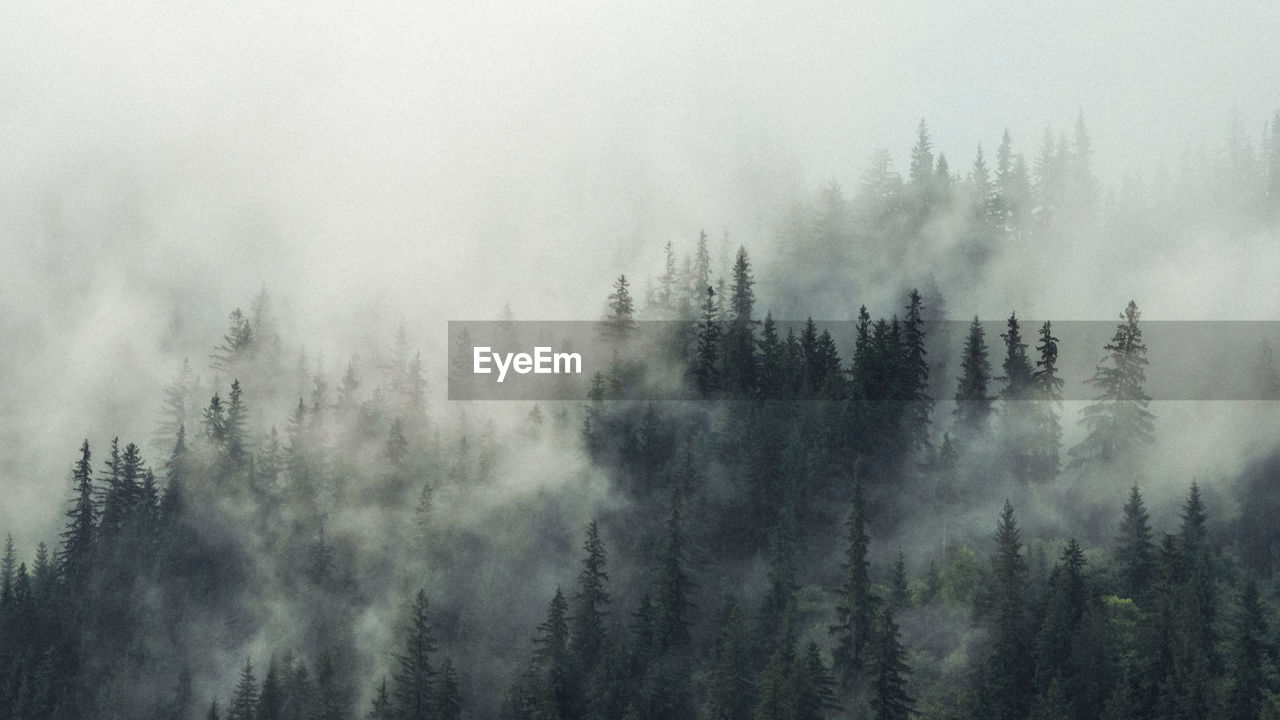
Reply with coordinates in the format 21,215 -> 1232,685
393,590 -> 436,720
434,660 -> 461,720
869,606 -> 914,720
888,553 -> 910,612
1226,578 -> 1271,720
721,246 -> 757,396
230,658 -> 258,720
831,468 -> 877,686
1117,485 -> 1155,599
703,596 -> 754,720
259,659 -> 283,720
572,520 -> 611,673
651,490 -> 692,654
59,439 -> 96,584
979,501 -> 1033,720
693,286 -> 720,396
901,289 -> 933,452
953,316 -> 993,439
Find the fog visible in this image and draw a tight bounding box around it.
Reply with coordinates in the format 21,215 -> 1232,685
3,4 -> 1280,715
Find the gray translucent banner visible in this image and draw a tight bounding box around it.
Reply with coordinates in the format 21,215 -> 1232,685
447,320 -> 1280,401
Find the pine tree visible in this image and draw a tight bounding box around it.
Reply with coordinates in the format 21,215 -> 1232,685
757,312 -> 783,400
851,305 -> 873,400
1179,481 -> 1216,659
1034,126 -> 1062,226
888,553 -> 910,612
1117,485 -> 1155,599
995,129 -> 1031,237
999,313 -> 1034,401
530,588 -> 574,719
156,357 -> 195,454
937,432 -> 958,479
693,286 -> 720,396
800,641 -> 838,720
605,274 -> 637,342
982,500 -> 1033,720
754,649 -> 791,720
59,439 -> 96,585
902,290 -> 932,452
869,606 -> 914,720
1227,577 -> 1270,720
971,144 -> 998,226
935,153 -> 954,203
954,316 -> 994,439
722,246 -> 757,395
1069,301 -> 1154,467
831,467 -> 877,686
204,393 -> 228,448
433,659 -> 461,720
226,379 -> 248,468
229,658 -> 259,720
0,534 -> 13,607
691,230 -> 712,307
1029,321 -> 1064,481
310,650 -> 348,720
657,241 -> 678,315
393,590 -> 437,720
366,679 -> 393,720
572,520 -> 610,671
704,596 -> 754,720
405,351 -> 428,416
211,308 -> 255,377
652,490 -> 692,654
909,119 -> 936,199
999,313 -> 1036,481
1033,540 -> 1089,695
259,658 -> 284,720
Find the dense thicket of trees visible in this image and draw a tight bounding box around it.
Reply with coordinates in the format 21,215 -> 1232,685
4,111 -> 1280,719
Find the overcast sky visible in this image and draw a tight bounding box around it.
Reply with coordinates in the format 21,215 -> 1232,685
2,1 -> 1279,544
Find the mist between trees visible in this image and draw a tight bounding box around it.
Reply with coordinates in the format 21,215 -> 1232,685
449,319 -> 1280,402
5,111 -> 1280,720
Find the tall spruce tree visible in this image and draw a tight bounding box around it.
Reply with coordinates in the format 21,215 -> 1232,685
1069,301 -> 1154,467
981,500 -> 1033,720
229,658 -> 258,720
869,606 -> 914,720
999,313 -> 1036,481
722,246 -> 757,395
59,439 -> 96,585
954,316 -> 994,439
704,596 -> 754,720
1029,321 -> 1063,481
571,520 -> 610,672
902,290 -> 933,452
831,468 -> 877,686
1117,485 -> 1155,599
1227,577 -> 1270,720
530,588 -> 575,720
393,590 -> 436,720
693,286 -> 720,396
605,274 -> 637,342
